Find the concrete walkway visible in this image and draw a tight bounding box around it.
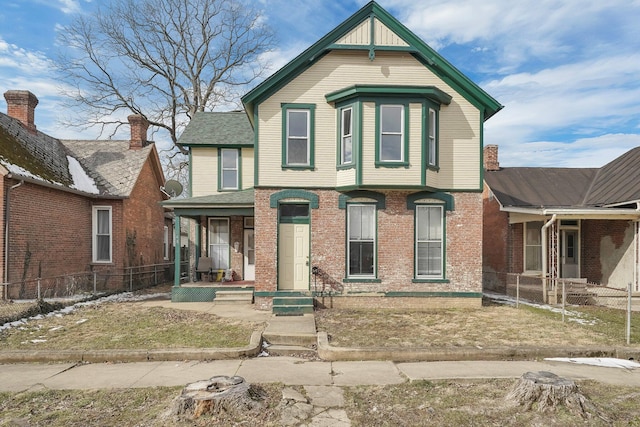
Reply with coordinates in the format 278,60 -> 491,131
1,358 -> 640,393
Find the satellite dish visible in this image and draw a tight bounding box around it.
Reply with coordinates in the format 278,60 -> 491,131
163,180 -> 183,198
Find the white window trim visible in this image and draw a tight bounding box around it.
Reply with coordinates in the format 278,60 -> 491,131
524,221 -> 543,274
415,204 -> 444,279
340,106 -> 353,165
220,148 -> 239,190
163,225 -> 170,260
428,108 -> 437,166
379,104 -> 404,162
92,206 -> 112,263
347,204 -> 376,278
209,217 -> 230,270
286,109 -> 310,166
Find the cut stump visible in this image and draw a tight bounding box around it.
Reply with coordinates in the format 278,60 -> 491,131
506,371 -> 607,421
169,375 -> 265,420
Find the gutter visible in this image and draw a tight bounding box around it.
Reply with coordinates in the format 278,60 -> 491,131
4,180 -> 24,285
6,172 -> 125,200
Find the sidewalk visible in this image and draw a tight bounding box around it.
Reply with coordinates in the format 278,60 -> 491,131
1,358 -> 640,392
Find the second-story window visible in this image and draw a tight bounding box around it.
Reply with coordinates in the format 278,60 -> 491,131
220,148 -> 239,190
379,104 -> 405,163
340,107 -> 353,165
427,108 -> 437,167
282,104 -> 315,169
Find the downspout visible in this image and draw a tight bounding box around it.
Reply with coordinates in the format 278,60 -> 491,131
4,180 -> 24,284
541,214 -> 557,303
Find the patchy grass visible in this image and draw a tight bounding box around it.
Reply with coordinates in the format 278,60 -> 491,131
315,305 -> 637,348
0,303 -> 264,350
1,380 -> 639,426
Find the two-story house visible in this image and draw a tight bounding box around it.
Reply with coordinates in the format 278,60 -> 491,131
166,1 -> 502,311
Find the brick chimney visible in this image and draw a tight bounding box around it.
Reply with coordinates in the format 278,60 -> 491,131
484,144 -> 500,171
4,90 -> 38,133
128,114 -> 148,149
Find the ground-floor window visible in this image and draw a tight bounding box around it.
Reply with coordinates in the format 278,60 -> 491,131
347,204 -> 376,277
525,221 -> 543,272
415,205 -> 444,279
209,218 -> 229,270
92,206 -> 112,263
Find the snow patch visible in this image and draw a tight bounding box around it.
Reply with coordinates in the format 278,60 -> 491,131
484,292 -> 598,325
67,155 -> 99,194
545,357 -> 640,369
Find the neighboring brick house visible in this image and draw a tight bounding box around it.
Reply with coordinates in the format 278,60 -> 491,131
165,1 -> 502,311
0,90 -> 166,296
483,144 -> 640,299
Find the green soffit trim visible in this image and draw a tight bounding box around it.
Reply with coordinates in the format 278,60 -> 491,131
325,85 -> 452,105
241,1 -> 502,122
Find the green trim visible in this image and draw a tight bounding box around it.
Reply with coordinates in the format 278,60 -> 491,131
173,214 -> 181,286
336,103 -> 357,169
338,190 -> 386,209
217,148 -> 241,191
479,109 -> 485,191
270,189 -> 319,208
342,278 -> 382,283
188,150 -> 193,197
281,103 -> 316,170
407,191 -> 454,211
411,279 -> 450,284
375,102 -> 410,167
253,107 -> 259,186
368,14 -> 375,60
344,202 -> 379,279
384,291 -> 481,298
241,2 -> 502,122
357,101 -> 364,185
174,208 -> 254,217
326,85 -> 452,105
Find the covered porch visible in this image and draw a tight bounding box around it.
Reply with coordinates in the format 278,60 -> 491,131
163,189 -> 255,302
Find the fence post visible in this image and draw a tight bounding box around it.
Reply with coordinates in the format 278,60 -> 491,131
93,272 -> 97,295
628,282 -> 632,345
37,278 -> 41,300
154,264 -> 157,285
561,280 -> 566,323
516,274 -> 520,308
129,267 -> 133,292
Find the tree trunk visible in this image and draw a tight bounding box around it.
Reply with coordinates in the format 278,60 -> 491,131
169,375 -> 265,420
506,371 -> 608,421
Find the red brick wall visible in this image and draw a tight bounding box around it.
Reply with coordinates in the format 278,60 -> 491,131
510,223 -> 524,273
254,188 -> 483,302
5,179 -> 93,282
122,158 -> 165,267
482,184 -> 509,274
581,219 -> 633,284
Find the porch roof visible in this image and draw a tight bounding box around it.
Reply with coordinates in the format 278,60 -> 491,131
163,189 -> 254,218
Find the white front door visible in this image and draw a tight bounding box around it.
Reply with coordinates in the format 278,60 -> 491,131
243,229 -> 255,281
278,223 -> 310,290
561,230 -> 579,278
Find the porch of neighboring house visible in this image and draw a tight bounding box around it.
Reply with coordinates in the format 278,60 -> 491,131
513,213 -> 640,304
163,191 -> 256,304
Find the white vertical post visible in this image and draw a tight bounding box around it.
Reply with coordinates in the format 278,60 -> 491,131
516,274 -> 520,308
93,272 -> 97,294
562,280 -> 566,323
627,282 -> 632,345
37,278 -> 41,300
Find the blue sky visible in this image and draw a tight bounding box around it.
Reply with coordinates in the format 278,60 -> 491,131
1,0 -> 639,168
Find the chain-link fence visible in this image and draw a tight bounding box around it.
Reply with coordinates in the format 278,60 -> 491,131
483,270 -> 640,344
1,261 -> 189,302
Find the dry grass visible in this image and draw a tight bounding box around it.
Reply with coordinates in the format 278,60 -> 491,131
315,304 -> 635,348
1,380 -> 639,426
0,302 -> 263,350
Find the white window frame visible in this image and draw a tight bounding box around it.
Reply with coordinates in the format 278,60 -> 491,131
163,225 -> 170,260
379,104 -> 404,162
347,204 -> 376,278
340,106 -> 353,165
286,109 -> 310,166
92,206 -> 112,263
415,205 -> 444,279
428,108 -> 437,166
524,221 -> 543,273
209,218 -> 230,270
220,148 -> 239,190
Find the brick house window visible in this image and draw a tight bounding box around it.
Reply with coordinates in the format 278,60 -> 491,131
525,221 -> 543,272
347,204 -> 376,277
163,225 -> 169,260
340,106 -> 353,165
415,205 -> 444,279
92,206 -> 112,263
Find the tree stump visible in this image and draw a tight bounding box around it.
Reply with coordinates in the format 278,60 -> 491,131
168,375 -> 265,420
506,371 -> 607,421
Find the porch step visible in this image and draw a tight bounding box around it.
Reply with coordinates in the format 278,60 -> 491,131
214,290 -> 254,304
265,344 -> 317,358
272,295 -> 314,316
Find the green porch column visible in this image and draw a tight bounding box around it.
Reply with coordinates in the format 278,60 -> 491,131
173,215 -> 181,287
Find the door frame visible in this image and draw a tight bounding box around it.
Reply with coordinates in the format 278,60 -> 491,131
277,203 -> 311,291
559,220 -> 580,278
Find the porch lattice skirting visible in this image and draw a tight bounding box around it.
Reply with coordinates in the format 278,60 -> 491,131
171,286 -> 216,302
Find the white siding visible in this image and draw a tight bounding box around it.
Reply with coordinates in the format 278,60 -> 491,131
336,19 -> 370,45
337,168 -> 357,188
257,50 -> 482,190
374,18 -> 409,46
191,148 -> 217,196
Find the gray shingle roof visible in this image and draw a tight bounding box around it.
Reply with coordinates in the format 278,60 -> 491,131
62,139 -> 154,197
163,188 -> 254,207
178,111 -> 254,147
485,146 -> 640,209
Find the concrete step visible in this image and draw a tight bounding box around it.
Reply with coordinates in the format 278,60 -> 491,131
272,295 -> 314,316
214,290 -> 253,304
263,332 -> 317,346
266,344 -> 316,358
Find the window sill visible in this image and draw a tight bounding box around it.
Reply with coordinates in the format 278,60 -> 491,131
375,161 -> 409,168
343,277 -> 381,283
282,165 -> 315,171
427,165 -> 440,172
412,278 -> 449,283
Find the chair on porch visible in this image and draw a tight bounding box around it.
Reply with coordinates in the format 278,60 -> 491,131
195,257 -> 214,282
